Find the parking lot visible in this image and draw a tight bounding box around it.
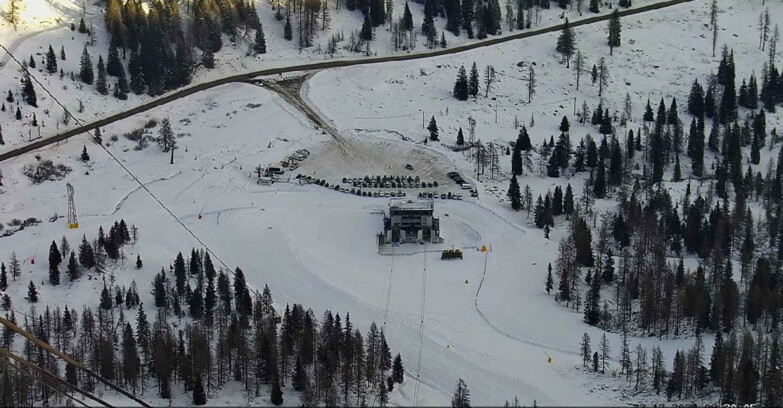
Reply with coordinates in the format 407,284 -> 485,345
293,171 -> 478,200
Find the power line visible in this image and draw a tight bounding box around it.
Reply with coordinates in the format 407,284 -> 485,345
0,315 -> 148,407
0,39 -> 275,326
0,347 -> 109,408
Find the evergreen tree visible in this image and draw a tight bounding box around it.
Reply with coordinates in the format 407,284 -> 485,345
0,263 -> 6,291
688,79 -> 705,117
48,240 -> 61,285
45,45 -> 58,73
284,16 -> 293,41
427,116 -> 439,141
454,65 -> 469,100
79,46 -> 94,84
78,235 -> 95,269
403,1 -> 414,31
107,43 -> 121,77
607,9 -> 621,55
593,160 -> 606,198
508,175 -> 521,210
705,84 -> 716,118
469,62 -> 480,98
128,50 -> 144,95
643,99 -> 654,122
545,263 -> 554,294
67,251 -> 79,281
254,25 -> 267,54
461,0 -> 475,38
100,281 -> 113,310
22,75 -> 36,107
270,373 -> 283,405
360,15 -> 373,41
451,378 -> 471,408
193,374 -> 206,405
556,18 -> 576,67
27,280 -> 38,303
589,0 -> 598,13
393,353 -> 404,383
456,127 -> 465,145
564,184 -> 574,215
96,55 -> 108,95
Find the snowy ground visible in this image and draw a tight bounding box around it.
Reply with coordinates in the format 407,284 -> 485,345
306,0 -> 782,215
2,0 -> 782,405
0,79 -> 689,406
0,0 -> 674,154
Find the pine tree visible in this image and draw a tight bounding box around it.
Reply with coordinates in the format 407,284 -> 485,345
688,79 -> 705,117
593,160 -> 606,198
403,1 -> 414,31
545,263 -> 554,294
48,240 -> 61,285
580,333 -> 592,366
508,175 -> 521,210
451,378 -> 471,408
23,75 -> 36,107
608,9 -> 621,55
0,263 -> 6,291
27,280 -> 38,303
270,372 -> 284,405
457,127 -> 465,145
79,47 -> 94,84
107,43 -> 121,77
254,25 -> 267,54
360,15 -> 373,41
556,18 -> 576,67
96,56 -> 108,95
46,45 -> 58,73
427,116 -> 439,141
67,251 -> 79,281
393,353 -> 404,383
589,0 -> 598,13
469,62 -> 480,98
193,374 -> 206,405
454,66 -> 469,100
128,50 -> 144,95
100,281 -> 113,309
461,0 -> 475,38
284,16 -> 293,41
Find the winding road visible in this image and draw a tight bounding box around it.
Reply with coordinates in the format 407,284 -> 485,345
0,0 -> 696,163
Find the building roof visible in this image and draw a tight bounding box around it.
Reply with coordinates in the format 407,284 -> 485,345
389,199 -> 434,212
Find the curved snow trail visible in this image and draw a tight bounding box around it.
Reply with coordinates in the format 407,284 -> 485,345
80,170 -> 184,218
472,250 -> 620,363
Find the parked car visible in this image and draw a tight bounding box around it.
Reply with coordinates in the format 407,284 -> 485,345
405,164 -> 414,170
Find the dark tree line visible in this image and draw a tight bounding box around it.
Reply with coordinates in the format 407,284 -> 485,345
2,239 -> 404,406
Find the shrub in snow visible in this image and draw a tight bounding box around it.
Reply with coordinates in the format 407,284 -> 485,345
23,160 -> 72,184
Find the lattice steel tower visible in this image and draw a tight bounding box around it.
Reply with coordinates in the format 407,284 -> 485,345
67,183 -> 79,229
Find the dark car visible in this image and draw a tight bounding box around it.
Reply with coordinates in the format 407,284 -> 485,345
406,164 -> 414,170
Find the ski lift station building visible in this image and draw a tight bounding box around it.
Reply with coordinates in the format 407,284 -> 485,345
378,199 -> 443,245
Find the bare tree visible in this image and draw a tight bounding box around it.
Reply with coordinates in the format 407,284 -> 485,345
770,24 -> 779,64
6,0 -> 19,29
573,50 -> 585,90
527,65 -> 536,103
483,65 -> 496,97
710,0 -> 718,57
760,8 -> 770,51
598,57 -> 609,97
